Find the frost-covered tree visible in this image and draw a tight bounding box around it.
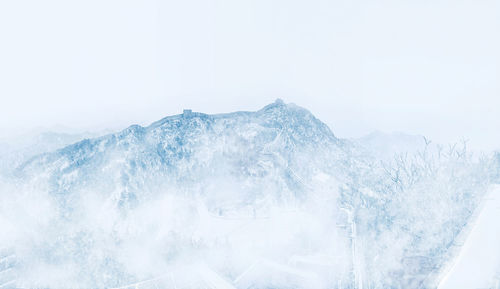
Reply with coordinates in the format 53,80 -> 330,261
342,139 -> 494,288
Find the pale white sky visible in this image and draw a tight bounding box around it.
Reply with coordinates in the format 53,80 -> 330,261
0,0 -> 498,150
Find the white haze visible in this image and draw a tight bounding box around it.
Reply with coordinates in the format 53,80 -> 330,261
0,174 -> 350,288
0,0 -> 499,151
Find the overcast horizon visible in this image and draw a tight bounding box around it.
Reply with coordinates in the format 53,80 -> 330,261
1,0 -> 498,151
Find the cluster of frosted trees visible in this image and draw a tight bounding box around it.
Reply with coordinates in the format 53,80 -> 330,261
341,140 -> 499,288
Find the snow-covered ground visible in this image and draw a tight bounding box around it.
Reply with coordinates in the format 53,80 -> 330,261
438,185 -> 500,289
0,102 -> 496,288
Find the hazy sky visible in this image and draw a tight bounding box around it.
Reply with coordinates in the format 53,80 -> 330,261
0,0 -> 498,150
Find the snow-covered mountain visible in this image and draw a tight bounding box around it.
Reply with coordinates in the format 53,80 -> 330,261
3,100 -> 355,288
19,99 -> 348,212
0,100 -> 495,289
0,130 -> 106,176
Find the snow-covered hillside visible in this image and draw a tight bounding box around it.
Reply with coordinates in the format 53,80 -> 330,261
0,130 -> 107,176
0,100 -> 497,288
18,100 -> 349,211
438,185 -> 500,289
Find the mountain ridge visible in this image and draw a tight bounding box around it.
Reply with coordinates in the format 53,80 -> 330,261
17,100 -> 347,212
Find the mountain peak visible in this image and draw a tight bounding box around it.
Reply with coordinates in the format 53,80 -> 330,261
19,102 -> 341,200
274,98 -> 285,105
144,100 -> 335,142
259,98 -> 292,112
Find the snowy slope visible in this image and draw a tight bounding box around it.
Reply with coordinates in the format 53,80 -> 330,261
438,185 -> 500,289
0,130 -> 104,176
0,100 -> 495,289
18,99 -> 347,210
3,100 -> 355,288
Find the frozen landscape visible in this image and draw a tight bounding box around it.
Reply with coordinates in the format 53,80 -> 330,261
1,0 -> 497,286
1,100 -> 499,288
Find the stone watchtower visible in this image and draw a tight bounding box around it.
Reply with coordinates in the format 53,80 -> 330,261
183,109 -> 192,118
